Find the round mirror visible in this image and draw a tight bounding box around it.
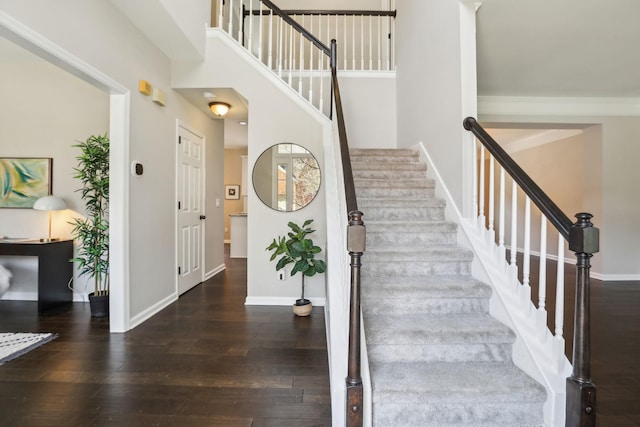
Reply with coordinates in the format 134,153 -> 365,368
253,143 -> 321,212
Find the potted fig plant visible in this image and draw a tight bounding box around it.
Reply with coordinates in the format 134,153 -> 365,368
70,134 -> 110,317
266,219 -> 326,316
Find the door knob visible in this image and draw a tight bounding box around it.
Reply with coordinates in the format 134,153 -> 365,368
200,215 -> 206,220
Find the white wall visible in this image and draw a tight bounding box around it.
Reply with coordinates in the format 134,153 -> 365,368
0,55 -> 109,300
173,30 -> 330,305
339,73 -> 397,148
0,0 -> 225,328
395,0 -> 477,212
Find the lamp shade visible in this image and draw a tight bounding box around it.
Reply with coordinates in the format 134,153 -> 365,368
33,195 -> 67,211
208,101 -> 231,117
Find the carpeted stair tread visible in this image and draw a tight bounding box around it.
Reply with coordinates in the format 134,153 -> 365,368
354,177 -> 435,189
352,168 -> 427,179
364,314 -> 516,345
353,147 -> 545,425
362,276 -> 491,299
351,148 -> 419,157
370,362 -> 546,402
358,197 -> 445,208
367,220 -> 457,231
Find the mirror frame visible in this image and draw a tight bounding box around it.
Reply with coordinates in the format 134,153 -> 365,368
252,143 -> 321,212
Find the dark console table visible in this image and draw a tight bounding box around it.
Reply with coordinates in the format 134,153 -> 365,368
0,239 -> 73,313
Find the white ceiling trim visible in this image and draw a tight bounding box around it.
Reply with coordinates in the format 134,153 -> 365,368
500,129 -> 583,155
478,96 -> 640,117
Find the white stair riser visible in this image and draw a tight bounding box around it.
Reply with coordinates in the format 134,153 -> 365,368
367,342 -> 513,363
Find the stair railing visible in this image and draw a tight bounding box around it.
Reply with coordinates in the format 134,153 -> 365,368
245,8 -> 397,71
463,117 -> 598,427
217,0 -> 395,116
217,2 -> 365,425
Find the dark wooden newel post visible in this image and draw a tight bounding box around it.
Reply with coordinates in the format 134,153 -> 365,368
566,213 -> 599,426
346,210 -> 365,427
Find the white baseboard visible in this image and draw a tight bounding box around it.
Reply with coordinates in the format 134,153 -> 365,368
0,291 -> 37,301
244,296 -> 326,307
591,272 -> 640,281
129,292 -> 177,330
204,263 -> 225,281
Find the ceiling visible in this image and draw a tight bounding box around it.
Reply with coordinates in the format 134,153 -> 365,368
476,0 -> 640,98
3,1 -> 637,148
175,87 -> 249,148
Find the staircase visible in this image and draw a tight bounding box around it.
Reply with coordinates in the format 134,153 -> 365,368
351,148 -> 547,426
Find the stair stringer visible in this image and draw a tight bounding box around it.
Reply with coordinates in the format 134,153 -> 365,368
414,142 -> 572,427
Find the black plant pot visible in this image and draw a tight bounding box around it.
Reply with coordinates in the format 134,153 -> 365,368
88,292 -> 109,318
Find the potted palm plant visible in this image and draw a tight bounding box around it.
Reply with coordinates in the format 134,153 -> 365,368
70,134 -> 110,317
266,219 -> 326,316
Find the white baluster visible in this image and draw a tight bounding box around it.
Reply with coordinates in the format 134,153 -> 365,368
218,0 -> 224,30
228,0 -> 234,36
308,16 -> 314,106
352,15 -> 356,69
277,17 -> 283,78
298,15 -> 304,95
343,15 -> 347,70
510,178 -> 518,281
498,167 -> 506,263
288,24 -> 293,86
267,9 -> 273,69
390,11 -> 395,69
555,234 -> 565,338
523,197 -> 531,288
539,217 -> 547,311
248,0 -> 253,56
360,14 -> 365,70
258,4 -> 264,62
488,156 -> 495,245
377,15 -> 381,70
471,139 -> 478,223
478,145 -> 485,230
319,23 -> 324,114
236,0 -> 242,44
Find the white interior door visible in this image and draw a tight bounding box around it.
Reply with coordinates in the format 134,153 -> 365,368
177,125 -> 204,295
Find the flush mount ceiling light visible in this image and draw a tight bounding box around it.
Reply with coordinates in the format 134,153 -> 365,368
209,101 -> 231,117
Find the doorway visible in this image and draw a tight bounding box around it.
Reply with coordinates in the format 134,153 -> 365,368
176,124 -> 206,295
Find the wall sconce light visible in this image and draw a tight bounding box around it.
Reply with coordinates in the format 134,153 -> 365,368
209,102 -> 231,117
33,195 -> 67,242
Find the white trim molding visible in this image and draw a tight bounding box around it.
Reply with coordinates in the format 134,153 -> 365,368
204,264 -> 225,281
479,96 -> 640,117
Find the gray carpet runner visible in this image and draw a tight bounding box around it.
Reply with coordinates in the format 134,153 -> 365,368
352,148 -> 546,426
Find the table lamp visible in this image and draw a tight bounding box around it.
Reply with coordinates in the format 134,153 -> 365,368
33,195 -> 67,242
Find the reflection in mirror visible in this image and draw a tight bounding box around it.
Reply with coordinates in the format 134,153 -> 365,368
253,143 -> 321,212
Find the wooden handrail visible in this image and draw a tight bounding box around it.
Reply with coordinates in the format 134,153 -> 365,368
247,9 -> 396,17
251,4 -> 364,424
463,117 -> 572,239
259,0 -> 330,55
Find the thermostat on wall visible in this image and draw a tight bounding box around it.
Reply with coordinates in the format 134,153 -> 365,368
131,161 -> 143,176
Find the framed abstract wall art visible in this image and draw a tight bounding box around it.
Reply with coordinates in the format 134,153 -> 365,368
0,158 -> 52,208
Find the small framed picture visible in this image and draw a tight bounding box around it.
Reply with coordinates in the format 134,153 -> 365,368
225,184 -> 240,200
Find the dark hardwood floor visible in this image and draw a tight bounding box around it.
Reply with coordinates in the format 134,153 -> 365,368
0,246 -> 331,427
1,248 -> 639,426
